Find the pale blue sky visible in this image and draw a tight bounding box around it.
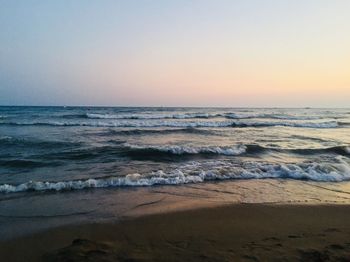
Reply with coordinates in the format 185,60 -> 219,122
1,0 -> 349,106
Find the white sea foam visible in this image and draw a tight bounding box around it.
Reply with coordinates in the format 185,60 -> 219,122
86,112 -> 222,120
2,120 -> 339,128
345,147 -> 350,154
0,135 -> 12,141
225,113 -> 321,120
86,112 -> 327,121
1,157 -> 350,193
270,121 -> 338,128
124,144 -> 247,155
2,120 -> 232,127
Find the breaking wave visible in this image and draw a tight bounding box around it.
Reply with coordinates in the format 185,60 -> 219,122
85,112 -> 335,120
103,128 -> 215,136
0,120 -> 340,128
85,112 -> 222,119
121,144 -> 350,159
124,144 -> 247,156
2,144 -> 348,165
1,156 -> 350,193
224,113 -> 322,120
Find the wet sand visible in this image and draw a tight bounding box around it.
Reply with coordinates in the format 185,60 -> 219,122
1,204 -> 350,261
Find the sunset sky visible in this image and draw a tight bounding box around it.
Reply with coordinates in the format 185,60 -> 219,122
1,0 -> 349,107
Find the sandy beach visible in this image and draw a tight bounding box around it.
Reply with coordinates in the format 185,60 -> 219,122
1,203 -> 350,261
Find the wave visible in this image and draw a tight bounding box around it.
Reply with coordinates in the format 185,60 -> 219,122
7,144 -> 347,164
264,145 -> 350,156
84,112 -> 341,121
289,146 -> 350,156
85,112 -> 222,120
233,121 -> 339,128
224,113 -> 322,120
1,156 -> 349,193
124,144 -> 247,156
0,136 -> 12,141
0,120 -> 340,128
31,144 -> 248,162
339,122 -> 350,127
0,159 -> 62,168
122,144 -> 350,157
85,112 -> 336,121
61,113 -> 87,119
0,136 -> 80,149
104,128 -> 216,136
6,144 -> 346,164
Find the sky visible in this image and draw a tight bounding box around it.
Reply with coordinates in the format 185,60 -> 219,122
0,0 -> 349,107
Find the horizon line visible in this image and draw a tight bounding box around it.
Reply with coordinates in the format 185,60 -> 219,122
0,105 -> 349,109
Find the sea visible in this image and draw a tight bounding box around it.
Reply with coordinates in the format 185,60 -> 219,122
1,106 -> 350,239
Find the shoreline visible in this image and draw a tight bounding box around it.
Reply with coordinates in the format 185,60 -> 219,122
2,178 -> 350,242
2,203 -> 350,261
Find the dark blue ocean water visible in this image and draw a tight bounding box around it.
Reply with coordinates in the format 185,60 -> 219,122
0,106 -> 350,193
